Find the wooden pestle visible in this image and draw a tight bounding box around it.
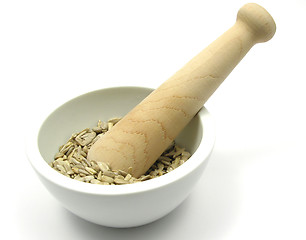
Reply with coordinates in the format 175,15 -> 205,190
88,3 -> 276,178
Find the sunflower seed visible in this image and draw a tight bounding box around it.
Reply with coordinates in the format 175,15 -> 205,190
173,146 -> 185,158
56,164 -> 66,173
54,152 -> 64,159
72,167 -> 79,174
84,176 -> 95,182
70,157 -> 81,165
181,151 -> 191,160
100,121 -> 108,131
158,156 -> 172,162
97,162 -> 110,172
59,142 -> 73,154
82,157 -> 92,167
80,150 -> 87,158
97,171 -> 102,180
139,175 -> 151,181
85,167 -> 97,175
92,126 -> 103,134
66,146 -> 75,157
167,166 -> 174,173
114,178 -> 129,185
97,120 -> 102,128
149,170 -> 158,177
90,179 -> 102,184
63,161 -> 72,173
75,131 -> 96,146
171,158 -> 181,168
74,175 -> 85,182
100,175 -> 114,183
103,170 -> 116,178
74,164 -> 85,170
100,182 -> 110,185
160,160 -> 171,166
118,170 -> 128,177
108,117 -> 121,125
124,174 -> 132,181
82,146 -> 89,154
90,161 -> 100,172
115,175 -> 124,180
157,163 -> 164,170
78,168 -> 90,175
107,122 -> 113,130
127,167 -> 133,175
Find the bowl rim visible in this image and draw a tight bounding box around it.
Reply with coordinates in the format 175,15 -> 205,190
26,86 -> 215,196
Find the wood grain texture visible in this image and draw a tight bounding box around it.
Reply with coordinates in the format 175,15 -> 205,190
88,3 -> 276,177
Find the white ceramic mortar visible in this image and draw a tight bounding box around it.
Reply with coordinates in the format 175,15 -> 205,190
26,86 -> 215,227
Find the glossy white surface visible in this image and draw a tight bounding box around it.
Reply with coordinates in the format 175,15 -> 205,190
26,87 -> 215,227
1,0 -> 306,239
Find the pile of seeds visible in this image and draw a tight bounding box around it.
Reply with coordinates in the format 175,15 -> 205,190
50,117 -> 191,185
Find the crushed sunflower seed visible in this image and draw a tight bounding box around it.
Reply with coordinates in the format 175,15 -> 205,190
50,117 -> 191,185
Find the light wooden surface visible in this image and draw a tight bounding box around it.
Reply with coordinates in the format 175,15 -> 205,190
88,3 -> 276,177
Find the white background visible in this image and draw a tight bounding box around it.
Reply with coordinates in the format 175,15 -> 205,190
1,0 -> 306,239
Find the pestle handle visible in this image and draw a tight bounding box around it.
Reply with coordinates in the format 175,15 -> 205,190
88,3 -> 276,178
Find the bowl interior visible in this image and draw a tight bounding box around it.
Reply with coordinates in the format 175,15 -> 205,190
38,87 -> 203,165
